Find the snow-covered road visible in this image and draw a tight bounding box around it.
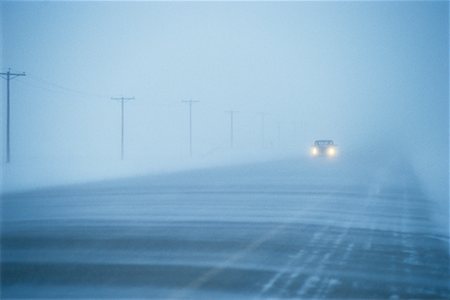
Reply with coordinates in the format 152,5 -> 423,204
1,156 -> 449,298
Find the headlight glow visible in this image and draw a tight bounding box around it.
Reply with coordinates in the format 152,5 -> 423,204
311,147 -> 318,156
327,147 -> 336,156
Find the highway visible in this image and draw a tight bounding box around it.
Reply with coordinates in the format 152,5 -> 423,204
1,155 -> 449,298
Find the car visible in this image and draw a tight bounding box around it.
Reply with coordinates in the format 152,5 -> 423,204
310,140 -> 337,157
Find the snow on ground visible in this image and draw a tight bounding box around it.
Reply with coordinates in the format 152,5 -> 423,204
1,154 -> 449,298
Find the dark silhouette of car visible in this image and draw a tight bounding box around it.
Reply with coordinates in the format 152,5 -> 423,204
310,140 -> 337,157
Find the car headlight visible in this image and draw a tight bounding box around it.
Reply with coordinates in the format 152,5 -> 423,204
311,147 -> 318,156
327,147 -> 336,156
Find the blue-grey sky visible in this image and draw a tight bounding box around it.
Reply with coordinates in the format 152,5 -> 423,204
1,1 -> 448,190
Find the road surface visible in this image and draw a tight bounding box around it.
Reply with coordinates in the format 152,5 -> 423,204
1,155 -> 449,298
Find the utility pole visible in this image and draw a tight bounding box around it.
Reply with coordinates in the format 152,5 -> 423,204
277,121 -> 281,147
225,110 -> 238,148
111,96 -> 134,160
0,68 -> 26,163
259,113 -> 267,149
182,100 -> 199,157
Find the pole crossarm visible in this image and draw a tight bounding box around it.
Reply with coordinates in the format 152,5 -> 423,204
0,72 -> 26,78
181,100 -> 199,105
111,96 -> 135,101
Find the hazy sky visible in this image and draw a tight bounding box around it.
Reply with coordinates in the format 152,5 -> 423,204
1,1 -> 448,189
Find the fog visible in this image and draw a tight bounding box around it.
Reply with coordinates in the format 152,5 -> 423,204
1,2 -> 449,298
1,1 -> 448,203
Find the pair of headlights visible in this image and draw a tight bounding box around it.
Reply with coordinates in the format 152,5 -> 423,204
311,147 -> 336,157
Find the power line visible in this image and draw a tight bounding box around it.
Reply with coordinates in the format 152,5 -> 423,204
111,96 -> 135,160
1,69 -> 286,159
0,68 -> 26,163
225,110 -> 238,148
182,100 -> 199,157
27,75 -> 109,99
